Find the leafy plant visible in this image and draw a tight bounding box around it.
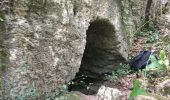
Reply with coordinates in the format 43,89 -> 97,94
142,50 -> 170,81
105,63 -> 132,80
129,80 -> 147,99
146,31 -> 159,43
146,50 -> 169,71
158,50 -> 169,68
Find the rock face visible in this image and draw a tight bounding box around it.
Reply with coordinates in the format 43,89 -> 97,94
0,0 -> 130,98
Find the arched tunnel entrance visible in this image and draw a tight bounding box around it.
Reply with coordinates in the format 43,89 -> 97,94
79,19 -> 126,78
68,19 -> 126,94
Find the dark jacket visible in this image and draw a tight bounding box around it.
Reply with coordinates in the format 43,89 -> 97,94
129,51 -> 152,70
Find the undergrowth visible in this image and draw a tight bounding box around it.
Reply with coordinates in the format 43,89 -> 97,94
129,50 -> 170,99
104,63 -> 132,80
129,80 -> 148,99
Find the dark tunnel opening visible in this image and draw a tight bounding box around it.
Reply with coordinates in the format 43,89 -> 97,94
79,19 -> 120,78
68,19 -> 125,94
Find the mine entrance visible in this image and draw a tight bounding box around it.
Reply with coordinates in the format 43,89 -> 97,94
68,20 -> 123,94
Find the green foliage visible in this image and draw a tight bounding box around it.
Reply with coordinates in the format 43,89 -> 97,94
145,55 -> 162,71
146,31 -> 159,43
145,50 -> 169,71
159,50 -> 169,67
129,80 -> 147,99
105,63 -> 132,80
160,50 -> 166,59
142,50 -> 170,82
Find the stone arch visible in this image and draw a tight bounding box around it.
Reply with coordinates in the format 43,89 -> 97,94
79,19 -> 126,78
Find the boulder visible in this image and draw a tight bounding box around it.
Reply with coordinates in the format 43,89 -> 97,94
97,85 -> 122,100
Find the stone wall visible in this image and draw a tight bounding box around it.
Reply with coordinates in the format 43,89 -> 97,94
0,0 -> 132,98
